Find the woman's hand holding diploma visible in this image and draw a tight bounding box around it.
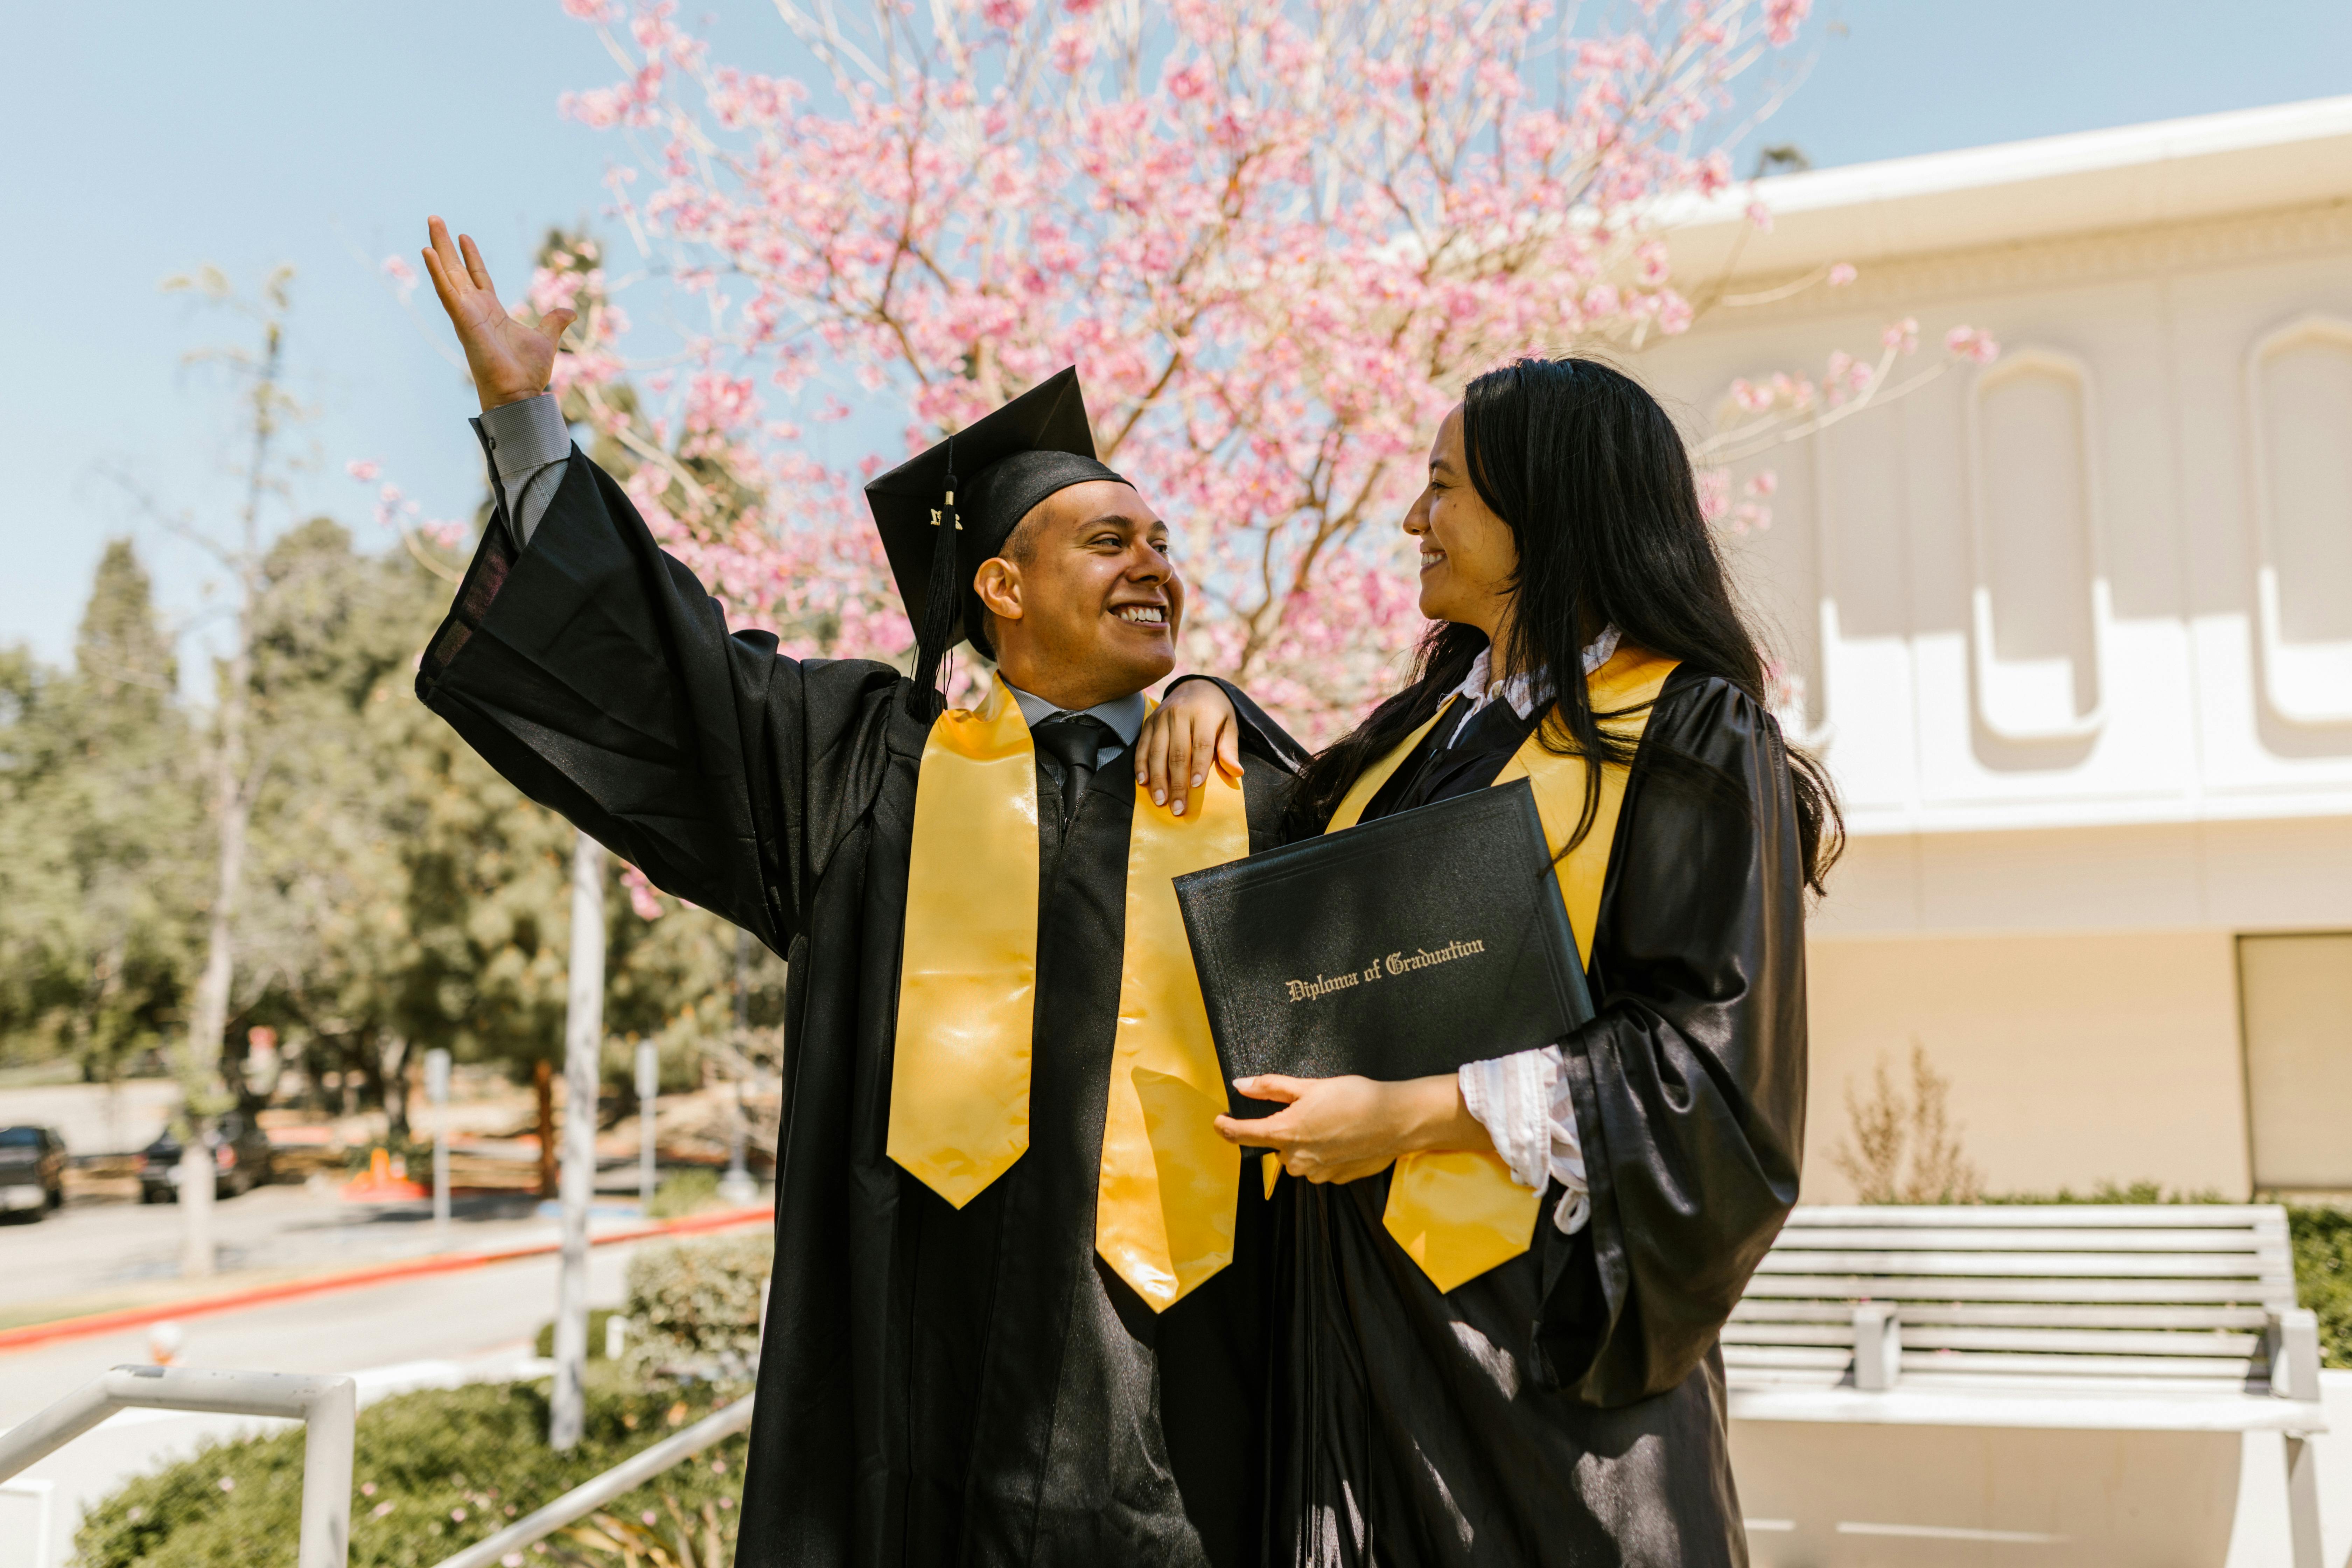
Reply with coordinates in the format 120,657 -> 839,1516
1216,1072 -> 1494,1184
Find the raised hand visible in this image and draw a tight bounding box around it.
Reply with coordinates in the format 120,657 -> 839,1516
419,216 -> 576,412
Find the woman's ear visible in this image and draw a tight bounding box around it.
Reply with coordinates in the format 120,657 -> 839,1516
973,557 -> 1024,624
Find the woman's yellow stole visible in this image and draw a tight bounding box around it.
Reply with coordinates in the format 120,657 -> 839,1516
1315,646 -> 1680,1291
884,676 -> 1248,1311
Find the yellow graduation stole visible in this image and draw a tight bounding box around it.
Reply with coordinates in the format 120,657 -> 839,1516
886,675 -> 1247,1311
1315,645 -> 1680,1292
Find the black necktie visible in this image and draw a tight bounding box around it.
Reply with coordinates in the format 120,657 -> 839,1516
1033,714 -> 1116,827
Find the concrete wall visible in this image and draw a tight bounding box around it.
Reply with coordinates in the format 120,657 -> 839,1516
1800,930 -> 2250,1203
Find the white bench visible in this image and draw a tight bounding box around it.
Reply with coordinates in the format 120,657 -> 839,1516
1723,1204 -> 2328,1566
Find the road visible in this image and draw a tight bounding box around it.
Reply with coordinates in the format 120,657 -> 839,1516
0,1183 -> 575,1319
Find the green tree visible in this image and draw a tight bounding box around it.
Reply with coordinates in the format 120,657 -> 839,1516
0,542 -> 202,1080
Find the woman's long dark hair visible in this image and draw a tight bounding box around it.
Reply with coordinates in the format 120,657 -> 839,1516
1287,355 -> 1842,892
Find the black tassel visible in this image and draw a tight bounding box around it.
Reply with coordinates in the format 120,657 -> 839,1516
905,443 -> 961,720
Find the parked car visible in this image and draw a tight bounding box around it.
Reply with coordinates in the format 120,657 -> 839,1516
0,1126 -> 66,1218
139,1113 -> 273,1202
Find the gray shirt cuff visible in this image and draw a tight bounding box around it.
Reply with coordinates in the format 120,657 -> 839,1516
476,394 -> 572,548
479,393 -> 570,481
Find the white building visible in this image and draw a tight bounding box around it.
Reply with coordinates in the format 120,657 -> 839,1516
1648,97 -> 2352,1204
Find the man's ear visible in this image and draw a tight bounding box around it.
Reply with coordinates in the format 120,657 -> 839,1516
973,557 -> 1023,624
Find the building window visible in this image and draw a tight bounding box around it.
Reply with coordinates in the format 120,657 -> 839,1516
2247,318 -> 2352,726
1966,350 -> 2109,742
2239,932 -> 2352,1192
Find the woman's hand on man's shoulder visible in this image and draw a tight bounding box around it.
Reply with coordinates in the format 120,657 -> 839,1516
1134,677 -> 1242,818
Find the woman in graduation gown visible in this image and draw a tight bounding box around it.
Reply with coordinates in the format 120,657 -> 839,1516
1143,355 -> 1839,1567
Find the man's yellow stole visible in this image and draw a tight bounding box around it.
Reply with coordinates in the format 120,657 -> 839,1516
885,676 -> 1247,1312
1316,646 -> 1680,1292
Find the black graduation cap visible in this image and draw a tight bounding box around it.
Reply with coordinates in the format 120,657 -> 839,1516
865,367 -> 1125,715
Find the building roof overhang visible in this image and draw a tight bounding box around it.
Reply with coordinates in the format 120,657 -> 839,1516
1664,94 -> 2352,282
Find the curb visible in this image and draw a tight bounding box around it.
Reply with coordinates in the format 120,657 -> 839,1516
0,1204 -> 774,1356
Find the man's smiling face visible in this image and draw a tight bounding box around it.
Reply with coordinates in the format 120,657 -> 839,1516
972,478 -> 1182,710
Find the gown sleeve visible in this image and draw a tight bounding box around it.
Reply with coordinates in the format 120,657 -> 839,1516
414,440 -> 904,955
1162,673 -> 1315,775
1535,671 -> 1808,1405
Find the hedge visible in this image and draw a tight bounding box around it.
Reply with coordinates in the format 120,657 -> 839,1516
72,1378 -> 746,1568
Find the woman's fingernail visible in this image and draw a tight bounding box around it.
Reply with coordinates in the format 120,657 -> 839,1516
1192,774 -> 1204,788
1152,790 -> 1165,805
1172,800 -> 1185,815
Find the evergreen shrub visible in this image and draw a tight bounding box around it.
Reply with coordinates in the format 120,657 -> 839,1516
621,1231 -> 773,1384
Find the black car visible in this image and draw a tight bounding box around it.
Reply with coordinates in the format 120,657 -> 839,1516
0,1126 -> 67,1219
139,1113 -> 273,1202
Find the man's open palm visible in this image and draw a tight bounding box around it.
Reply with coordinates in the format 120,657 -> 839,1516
421,216 -> 575,412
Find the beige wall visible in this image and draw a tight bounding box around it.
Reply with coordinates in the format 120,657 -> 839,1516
1800,930 -> 2251,1203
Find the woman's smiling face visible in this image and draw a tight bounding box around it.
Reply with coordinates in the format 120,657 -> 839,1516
1403,404 -> 1519,641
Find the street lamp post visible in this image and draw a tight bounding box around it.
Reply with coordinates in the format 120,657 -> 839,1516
425,1048 -> 451,1240
634,1041 -> 658,1210
718,927 -> 756,1206
551,830 -> 606,1452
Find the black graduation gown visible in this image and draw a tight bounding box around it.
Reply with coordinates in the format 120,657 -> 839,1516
1270,668 -> 1807,1568
414,447 -> 1308,1568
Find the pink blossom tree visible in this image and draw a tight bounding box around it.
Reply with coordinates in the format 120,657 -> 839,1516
538,0 -> 1988,740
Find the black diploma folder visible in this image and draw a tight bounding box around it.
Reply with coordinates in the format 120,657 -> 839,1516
1172,778 -> 1595,1119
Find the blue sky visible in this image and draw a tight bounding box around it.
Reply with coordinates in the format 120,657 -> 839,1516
4,1 -> 2348,671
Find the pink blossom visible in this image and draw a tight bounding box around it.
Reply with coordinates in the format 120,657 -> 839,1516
1945,325 -> 2001,364
1050,24 -> 1094,73
1696,468 -> 1731,523
1764,0 -> 1810,45
1165,59 -> 1212,101
1744,470 -> 1777,497
1744,201 -> 1773,233
345,458 -> 382,482
622,865 -> 665,920
1882,317 -> 1919,354
1827,262 -> 1856,286
545,0 -> 1819,736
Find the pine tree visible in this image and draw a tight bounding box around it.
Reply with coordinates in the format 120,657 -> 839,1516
0,540 -> 203,1081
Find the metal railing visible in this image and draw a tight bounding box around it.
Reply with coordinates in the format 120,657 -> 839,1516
0,1364 -> 748,1568
428,1395 -> 753,1568
0,1365 -> 355,1568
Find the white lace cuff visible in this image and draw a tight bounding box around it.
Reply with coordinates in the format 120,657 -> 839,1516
1457,1045 -> 1591,1234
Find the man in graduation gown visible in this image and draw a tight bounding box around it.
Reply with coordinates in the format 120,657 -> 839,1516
412,218 -> 1306,1568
